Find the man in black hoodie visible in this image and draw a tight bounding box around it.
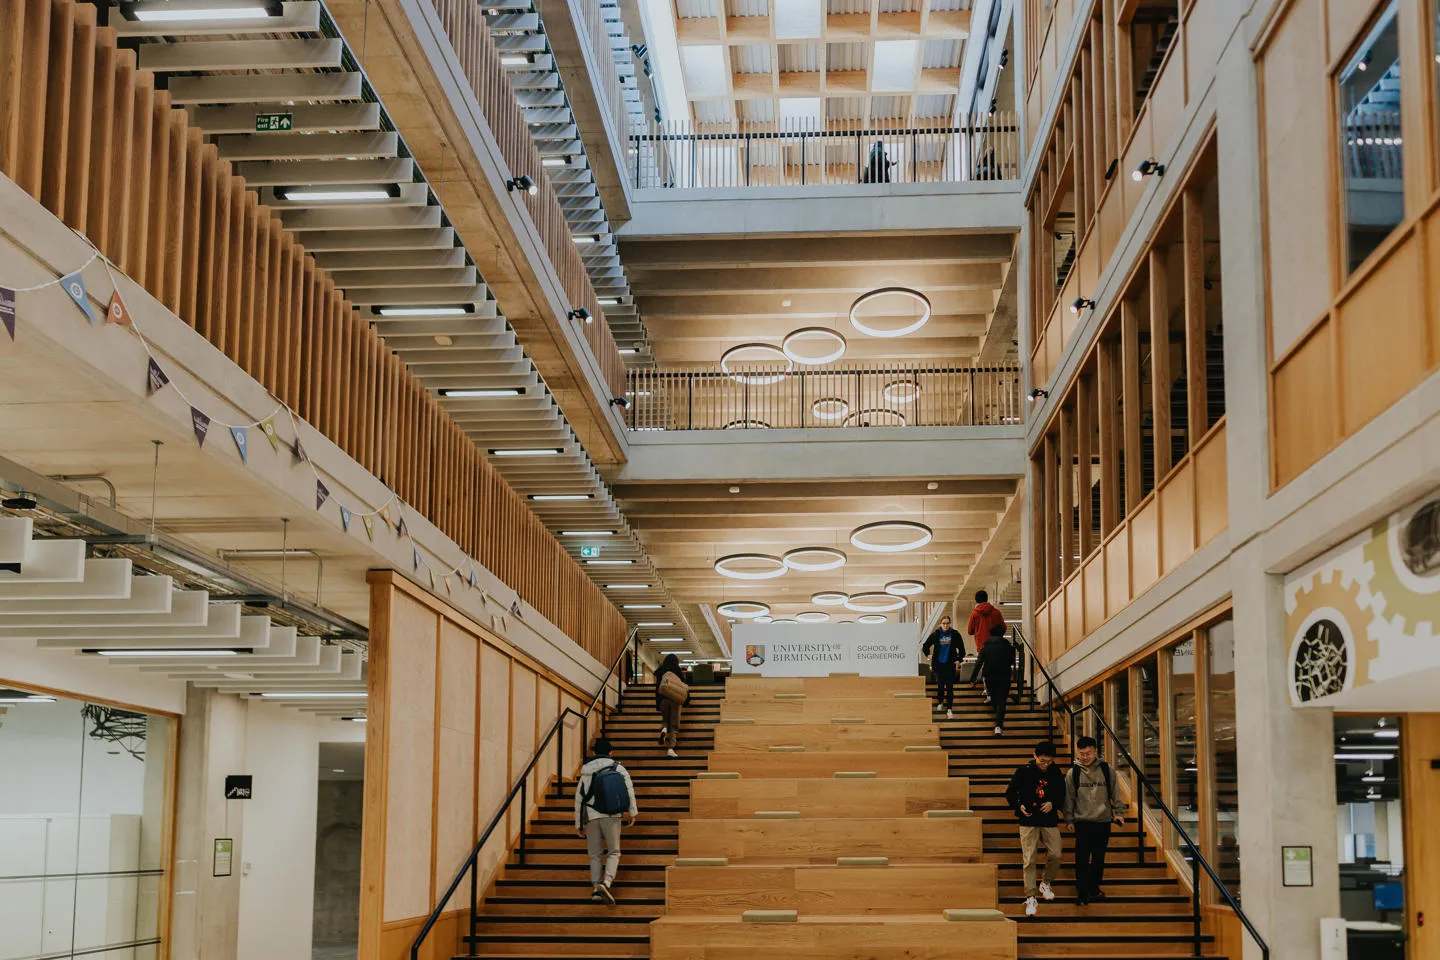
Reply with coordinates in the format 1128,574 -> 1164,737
1005,741 -> 1067,916
973,623 -> 1014,734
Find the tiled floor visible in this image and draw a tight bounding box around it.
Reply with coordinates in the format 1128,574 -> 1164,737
313,942 -> 356,960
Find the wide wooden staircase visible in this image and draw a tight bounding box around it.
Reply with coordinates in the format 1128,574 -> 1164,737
458,675 -> 1225,959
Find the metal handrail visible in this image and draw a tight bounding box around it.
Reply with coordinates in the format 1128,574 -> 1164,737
1009,626 -> 1268,960
409,627 -> 640,960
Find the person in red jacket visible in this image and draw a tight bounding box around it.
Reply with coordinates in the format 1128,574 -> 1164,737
966,590 -> 1006,650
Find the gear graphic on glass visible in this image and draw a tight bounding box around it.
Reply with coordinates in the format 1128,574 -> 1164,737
1284,565 -> 1381,701
1360,498 -> 1440,643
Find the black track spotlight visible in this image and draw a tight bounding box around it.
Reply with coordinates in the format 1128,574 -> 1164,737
999,47 -> 1009,69
1027,388 -> 1050,404
568,308 -> 592,323
1132,159 -> 1165,181
609,396 -> 631,409
2,492 -> 38,510
505,175 -> 538,195
1070,297 -> 1096,314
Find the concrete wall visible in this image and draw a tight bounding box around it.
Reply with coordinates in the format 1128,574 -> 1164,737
314,780 -> 365,945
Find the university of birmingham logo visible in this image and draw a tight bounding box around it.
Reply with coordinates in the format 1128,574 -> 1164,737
745,644 -> 765,667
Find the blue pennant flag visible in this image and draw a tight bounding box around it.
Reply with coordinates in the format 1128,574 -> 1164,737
340,505 -> 352,532
229,426 -> 248,464
59,270 -> 97,325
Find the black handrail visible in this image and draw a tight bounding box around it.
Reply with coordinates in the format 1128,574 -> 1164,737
409,627 -> 640,960
1009,626 -> 1268,960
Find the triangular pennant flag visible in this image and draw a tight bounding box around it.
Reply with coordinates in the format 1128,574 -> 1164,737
340,505 -> 352,532
259,415 -> 281,452
412,547 -> 421,571
229,426 -> 249,464
105,288 -> 132,326
293,436 -> 308,464
467,568 -> 478,588
362,515 -> 375,541
428,568 -> 436,591
190,407 -> 211,447
59,270 -> 97,325
510,596 -> 522,618
146,357 -> 169,396
315,478 -> 330,510
443,574 -> 453,595
378,504 -> 392,526
396,515 -> 408,538
0,286 -> 14,340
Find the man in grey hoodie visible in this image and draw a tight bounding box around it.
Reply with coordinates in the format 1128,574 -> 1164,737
1064,735 -> 1126,906
574,738 -> 637,904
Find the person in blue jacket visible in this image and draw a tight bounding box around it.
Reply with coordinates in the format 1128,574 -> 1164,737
922,614 -> 966,719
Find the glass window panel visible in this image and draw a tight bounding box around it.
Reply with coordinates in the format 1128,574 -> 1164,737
1339,2 -> 1404,275
1138,654 -> 1162,830
1110,673 -> 1131,790
1169,638 -> 1200,858
1334,714 -> 1405,957
1207,619 -> 1239,899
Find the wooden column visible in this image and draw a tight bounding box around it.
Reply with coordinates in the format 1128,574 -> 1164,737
1192,627 -> 1217,902
1097,335 -> 1121,534
1121,299 -> 1143,512
1032,453 -> 1049,600
1182,188 -> 1209,441
1076,372 -> 1095,558
1044,433 -> 1061,594
1113,0 -> 1134,140
1149,248 -> 1172,478
1059,406 -> 1075,579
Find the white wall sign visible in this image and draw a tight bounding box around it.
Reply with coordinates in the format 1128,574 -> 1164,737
731,623 -> 918,677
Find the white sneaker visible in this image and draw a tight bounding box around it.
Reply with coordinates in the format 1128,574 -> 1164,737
1038,881 -> 1055,901
1024,896 -> 1038,916
666,748 -> 678,758
945,709 -> 954,720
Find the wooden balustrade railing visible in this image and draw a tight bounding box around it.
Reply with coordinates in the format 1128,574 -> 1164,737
0,0 -> 627,662
572,0 -> 630,149
427,0 -> 627,397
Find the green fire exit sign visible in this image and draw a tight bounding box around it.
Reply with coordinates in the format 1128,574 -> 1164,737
580,546 -> 600,558
255,113 -> 294,132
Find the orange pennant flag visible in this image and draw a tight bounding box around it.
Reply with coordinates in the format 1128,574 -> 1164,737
106,289 -> 132,326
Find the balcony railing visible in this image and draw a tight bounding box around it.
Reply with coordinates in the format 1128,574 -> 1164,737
625,363 -> 1022,431
628,114 -> 1020,189
572,0 -> 632,150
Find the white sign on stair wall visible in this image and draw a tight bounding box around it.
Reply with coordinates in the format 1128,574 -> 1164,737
731,622 -> 919,677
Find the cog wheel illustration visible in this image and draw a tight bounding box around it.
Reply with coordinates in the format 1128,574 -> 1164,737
1362,497 -> 1440,641
1286,567 -> 1380,702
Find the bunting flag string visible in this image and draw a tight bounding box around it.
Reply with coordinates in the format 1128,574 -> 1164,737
230,426 -> 249,464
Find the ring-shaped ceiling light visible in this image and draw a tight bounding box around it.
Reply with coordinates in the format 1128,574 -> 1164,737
714,553 -> 788,580
848,287 -> 932,339
720,343 -> 793,385
770,618 -> 798,624
811,397 -> 851,421
717,600 -> 772,619
782,327 -> 847,365
810,591 -> 850,606
844,592 -> 908,613
782,547 -> 847,571
795,611 -> 830,623
754,615 -> 774,623
884,579 -> 927,596
723,419 -> 771,430
883,379 -> 922,404
850,520 -> 934,553
841,408 -> 907,428
857,614 -> 889,624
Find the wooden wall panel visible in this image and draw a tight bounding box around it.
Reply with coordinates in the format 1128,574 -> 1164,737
1064,575 -> 1084,651
1105,528 -> 1130,633
435,622 -> 477,897
1403,713 -> 1440,959
476,643 -> 511,886
1083,551 -> 1105,635
1129,498 -> 1161,596
1272,331 -> 1337,488
1159,460 -> 1195,576
382,592 -> 439,923
508,663 -> 537,843
1336,238 -> 1426,435
1194,425 -> 1228,547
1147,37 -> 1186,158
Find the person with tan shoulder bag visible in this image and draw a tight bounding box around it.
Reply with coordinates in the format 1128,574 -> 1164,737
653,653 -> 688,758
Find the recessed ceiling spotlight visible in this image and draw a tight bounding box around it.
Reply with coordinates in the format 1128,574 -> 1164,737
781,299 -> 792,307
849,287 -> 931,338
1,492 -> 38,510
714,554 -> 788,580
884,579 -> 926,596
796,611 -> 829,623
781,327 -> 847,365
811,591 -> 849,606
719,343 -> 793,385
850,520 -> 933,553
844,592 -> 908,613
782,547 -> 847,571
716,600 -> 771,619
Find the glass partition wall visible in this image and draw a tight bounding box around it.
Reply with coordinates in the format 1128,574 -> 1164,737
1072,610 -> 1237,903
0,686 -> 175,960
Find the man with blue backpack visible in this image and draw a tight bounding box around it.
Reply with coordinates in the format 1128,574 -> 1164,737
574,737 -> 637,905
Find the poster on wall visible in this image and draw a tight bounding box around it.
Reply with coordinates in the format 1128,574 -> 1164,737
1284,488 -> 1440,706
731,622 -> 919,677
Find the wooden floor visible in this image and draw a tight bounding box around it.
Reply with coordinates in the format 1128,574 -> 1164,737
457,680 -> 1226,959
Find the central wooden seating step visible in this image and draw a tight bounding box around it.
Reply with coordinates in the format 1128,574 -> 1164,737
666,863 -> 1000,914
650,914 -> 1018,960
690,776 -> 970,818
722,675 -> 925,699
677,816 -> 983,864
712,721 -> 940,752
719,697 -> 933,723
706,750 -> 948,778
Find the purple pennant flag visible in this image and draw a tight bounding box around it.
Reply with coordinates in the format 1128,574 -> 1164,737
339,505 -> 352,532
412,547 -> 422,571
146,358 -> 169,396
0,286 -> 14,340
229,426 -> 248,464
510,596 -> 522,618
396,515 -> 408,538
293,436 -> 308,464
315,478 -> 330,510
59,270 -> 97,325
190,408 -> 211,447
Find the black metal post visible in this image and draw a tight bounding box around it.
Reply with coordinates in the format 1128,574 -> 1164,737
557,723 -> 564,789
1191,854 -> 1202,957
969,370 -> 977,424
745,133 -> 751,185
1136,796 -> 1146,864
518,779 -> 528,865
468,857 -> 478,944
801,133 -> 806,185
581,714 -> 588,761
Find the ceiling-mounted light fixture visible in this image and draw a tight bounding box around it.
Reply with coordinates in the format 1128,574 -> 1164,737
275,184 -> 401,203
1070,297 -> 1096,314
505,175 -> 538,195
604,583 -> 652,590
376,304 -> 473,317
123,0 -> 283,22
884,579 -> 926,596
439,388 -> 525,398
795,611 -> 830,623
1,492 -> 38,510
0,689 -> 57,703
754,615 -> 774,623
529,493 -> 593,501
848,287 -> 932,338
850,520 -> 933,553
810,591 -> 849,606
85,648 -> 245,657
841,408 -> 907,428
562,530 -> 614,536
542,157 -> 568,167
714,553 -> 788,580
857,614 -> 888,624
586,559 -> 635,566
811,397 -> 850,421
882,379 -> 921,404
1027,388 -> 1050,403
717,601 -> 771,619
781,327 -> 847,365
622,603 -> 663,609
722,419 -> 771,430
568,308 -> 592,323
500,54 -> 534,66
1132,159 -> 1165,181
782,547 -> 847,571
720,342 -> 793,385
844,592 -> 908,612
488,448 -> 564,456
573,235 -> 599,244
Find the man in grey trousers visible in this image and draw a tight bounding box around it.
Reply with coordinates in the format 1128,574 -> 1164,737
573,737 -> 637,904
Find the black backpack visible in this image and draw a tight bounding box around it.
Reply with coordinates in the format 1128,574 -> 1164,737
583,760 -> 630,816
1069,761 -> 1113,804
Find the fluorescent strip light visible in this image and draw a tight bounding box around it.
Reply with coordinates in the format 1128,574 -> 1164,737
489,448 -> 564,456
0,694 -> 57,703
598,298 -> 620,306
637,622 -> 674,627
440,388 -> 524,398
586,559 -> 634,565
259,692 -> 367,699
133,5 -> 276,22
376,305 -> 470,317
573,235 -> 599,244
1373,729 -> 1400,739
1362,775 -> 1385,783
623,604 -> 663,609
341,717 -> 367,723
619,348 -> 638,355
664,650 -> 694,656
500,55 -> 532,66
278,185 -> 398,202
89,648 -> 240,657
605,584 -> 652,590
1334,753 -> 1395,761
647,637 -> 686,642
562,530 -> 615,536
529,494 -> 593,501
542,157 -> 568,167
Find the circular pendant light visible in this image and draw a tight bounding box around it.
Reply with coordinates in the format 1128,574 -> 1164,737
717,600 -> 772,619
723,418 -> 771,430
782,547 -> 847,571
850,520 -> 933,553
720,343 -> 793,384
857,614 -> 888,624
810,591 -> 850,606
795,610 -> 830,623
841,408 -> 907,428
848,287 -> 932,338
884,579 -> 927,596
844,592 -> 907,613
714,553 -> 788,580
782,327 -> 847,365
754,615 -> 774,623
770,618 -> 797,624
811,397 -> 851,421
883,379 -> 921,404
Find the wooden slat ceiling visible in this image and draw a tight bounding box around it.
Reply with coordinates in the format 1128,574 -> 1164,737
106,0 -> 692,639
620,232 -> 1016,364
669,0 -> 973,124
